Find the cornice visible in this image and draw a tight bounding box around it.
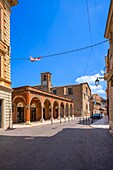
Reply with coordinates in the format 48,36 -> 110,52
0,77 -> 11,84
104,1 -> 113,38
13,86 -> 73,103
8,0 -> 18,7
0,84 -> 12,92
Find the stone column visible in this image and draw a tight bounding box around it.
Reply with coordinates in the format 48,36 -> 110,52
68,106 -> 70,121
64,105 -> 66,122
26,105 -> 30,124
50,107 -> 54,124
26,91 -> 31,124
40,105 -> 44,123
72,105 -> 74,120
58,106 -> 60,120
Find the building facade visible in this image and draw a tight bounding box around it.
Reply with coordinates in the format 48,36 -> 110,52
12,86 -> 74,124
52,83 -> 91,117
34,72 -> 91,117
90,94 -> 107,115
0,0 -> 18,129
104,0 -> 113,133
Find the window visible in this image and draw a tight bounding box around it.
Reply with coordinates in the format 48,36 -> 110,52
53,89 -> 57,94
68,88 -> 73,95
86,104 -> 88,110
44,75 -> 46,81
86,87 -> 88,95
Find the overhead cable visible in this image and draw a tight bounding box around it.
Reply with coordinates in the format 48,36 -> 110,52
84,0 -> 93,75
11,39 -> 109,61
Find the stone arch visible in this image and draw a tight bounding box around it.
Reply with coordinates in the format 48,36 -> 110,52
30,97 -> 42,122
43,99 -> 52,120
65,103 -> 69,117
53,101 -> 59,119
13,95 -> 26,104
30,96 -> 42,105
13,96 -> 26,123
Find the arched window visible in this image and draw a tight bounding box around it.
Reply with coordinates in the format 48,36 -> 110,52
44,75 -> 46,81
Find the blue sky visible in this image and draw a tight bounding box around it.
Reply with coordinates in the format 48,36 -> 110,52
10,0 -> 110,98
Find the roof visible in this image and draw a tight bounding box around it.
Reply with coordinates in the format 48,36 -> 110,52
52,82 -> 91,91
41,72 -> 51,75
13,85 -> 73,102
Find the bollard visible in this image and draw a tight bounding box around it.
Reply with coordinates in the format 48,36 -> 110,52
68,116 -> 70,122
86,117 -> 87,123
65,116 -> 66,123
83,117 -> 84,124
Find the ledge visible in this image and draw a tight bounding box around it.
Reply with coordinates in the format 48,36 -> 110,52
104,73 -> 109,80
107,67 -> 113,81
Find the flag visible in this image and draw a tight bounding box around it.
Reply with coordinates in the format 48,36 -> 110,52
30,56 -> 41,62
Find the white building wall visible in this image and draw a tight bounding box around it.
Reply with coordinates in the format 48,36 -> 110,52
0,86 -> 12,129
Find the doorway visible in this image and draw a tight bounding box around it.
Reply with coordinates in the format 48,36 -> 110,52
43,108 -> 45,120
30,108 -> 36,121
0,100 -> 2,128
17,107 -> 24,123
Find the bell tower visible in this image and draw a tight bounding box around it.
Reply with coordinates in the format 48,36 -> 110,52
41,72 -> 52,92
0,0 -> 18,129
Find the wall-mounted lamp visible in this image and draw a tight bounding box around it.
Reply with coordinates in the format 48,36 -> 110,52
95,77 -> 104,86
26,105 -> 30,109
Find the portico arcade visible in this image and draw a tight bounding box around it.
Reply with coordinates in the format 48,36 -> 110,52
12,86 -> 74,124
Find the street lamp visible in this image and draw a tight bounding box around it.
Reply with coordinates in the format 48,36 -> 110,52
95,78 -> 100,86
95,77 -> 104,86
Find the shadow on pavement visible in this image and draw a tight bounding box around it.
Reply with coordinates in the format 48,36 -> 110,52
0,127 -> 113,170
76,117 -> 98,125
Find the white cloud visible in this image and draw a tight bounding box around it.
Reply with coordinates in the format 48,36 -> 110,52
90,85 -> 106,94
75,71 -> 106,98
100,70 -> 104,74
76,73 -> 104,84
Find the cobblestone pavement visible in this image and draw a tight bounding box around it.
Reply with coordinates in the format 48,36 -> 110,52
0,119 -> 113,170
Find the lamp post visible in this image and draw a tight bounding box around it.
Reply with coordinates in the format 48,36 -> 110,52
95,77 -> 104,86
